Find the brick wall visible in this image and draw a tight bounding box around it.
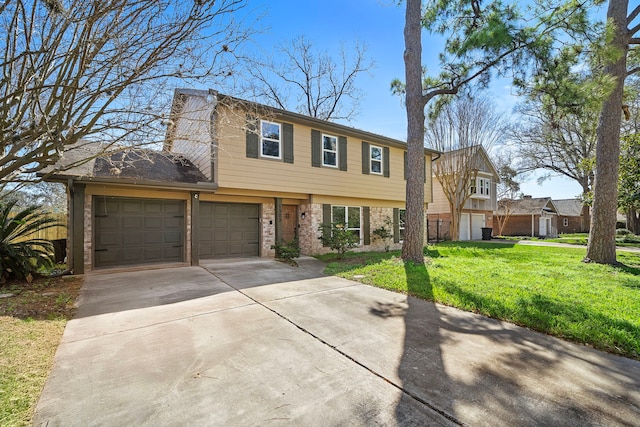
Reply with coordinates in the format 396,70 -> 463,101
557,215 -> 585,234
298,204 -> 405,256
494,214 -> 535,236
83,193 -> 92,272
261,202 -> 276,257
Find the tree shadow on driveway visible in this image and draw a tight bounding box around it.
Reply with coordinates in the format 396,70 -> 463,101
371,260 -> 640,426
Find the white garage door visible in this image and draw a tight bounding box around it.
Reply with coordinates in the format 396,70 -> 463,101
460,213 -> 470,241
471,214 -> 485,240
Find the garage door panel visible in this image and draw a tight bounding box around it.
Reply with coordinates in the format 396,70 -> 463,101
214,218 -> 228,228
122,200 -> 143,213
123,217 -> 143,229
94,197 -> 184,268
200,202 -> 260,259
144,217 -> 163,228
122,233 -> 144,245
95,216 -> 118,229
165,217 -> 182,228
214,231 -> 228,241
95,251 -> 118,266
164,231 -> 182,244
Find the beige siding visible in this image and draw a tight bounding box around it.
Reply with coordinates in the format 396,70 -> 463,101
170,94 -> 213,179
214,105 -> 432,203
428,169 -> 498,215
428,176 -> 451,214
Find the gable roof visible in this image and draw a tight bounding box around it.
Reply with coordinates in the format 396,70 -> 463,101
502,197 -> 558,215
553,199 -> 584,217
165,89 -> 440,155
433,145 -> 500,181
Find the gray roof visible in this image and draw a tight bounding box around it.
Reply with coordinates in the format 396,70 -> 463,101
94,150 -> 207,183
503,197 -> 558,215
44,144 -> 211,189
553,199 -> 584,217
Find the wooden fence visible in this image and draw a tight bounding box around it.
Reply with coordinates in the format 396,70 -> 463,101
13,213 -> 68,242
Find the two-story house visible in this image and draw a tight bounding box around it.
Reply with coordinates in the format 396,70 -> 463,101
48,89 -> 437,273
426,146 -> 499,241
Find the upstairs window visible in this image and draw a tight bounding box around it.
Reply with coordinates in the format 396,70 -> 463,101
370,145 -> 383,174
471,177 -> 490,197
323,134 -> 338,167
261,120 -> 281,159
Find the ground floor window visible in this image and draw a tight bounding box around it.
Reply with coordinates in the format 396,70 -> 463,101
332,206 -> 361,241
399,208 -> 406,241
563,218 -> 569,227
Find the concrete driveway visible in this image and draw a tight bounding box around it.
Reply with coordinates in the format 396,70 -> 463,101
33,257 -> 640,426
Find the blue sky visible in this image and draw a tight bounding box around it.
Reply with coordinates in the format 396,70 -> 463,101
220,0 -> 587,200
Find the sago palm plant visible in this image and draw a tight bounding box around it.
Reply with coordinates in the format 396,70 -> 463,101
0,199 -> 61,283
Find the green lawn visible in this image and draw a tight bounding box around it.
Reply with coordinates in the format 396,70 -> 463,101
510,232 -> 640,247
319,242 -> 640,360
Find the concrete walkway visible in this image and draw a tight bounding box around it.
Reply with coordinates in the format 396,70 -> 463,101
488,238 -> 640,253
33,258 -> 640,426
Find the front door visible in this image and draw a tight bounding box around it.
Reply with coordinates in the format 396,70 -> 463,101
539,217 -> 550,236
282,205 -> 298,242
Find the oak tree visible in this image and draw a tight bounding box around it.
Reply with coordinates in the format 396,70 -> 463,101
1,0 -> 251,192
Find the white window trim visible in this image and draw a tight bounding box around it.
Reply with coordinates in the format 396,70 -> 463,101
322,134 -> 338,168
370,144 -> 383,175
260,119 -> 281,159
399,208 -> 406,242
470,177 -> 491,199
332,205 -> 362,244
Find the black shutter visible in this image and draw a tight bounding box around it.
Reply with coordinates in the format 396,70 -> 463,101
362,141 -> 370,174
363,206 -> 370,245
246,115 -> 259,158
383,147 -> 390,178
393,208 -> 400,243
322,204 -> 332,247
283,123 -> 294,164
338,136 -> 347,171
311,130 -> 322,167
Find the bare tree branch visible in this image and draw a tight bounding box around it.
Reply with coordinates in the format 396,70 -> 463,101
242,35 -> 374,122
1,0 -> 253,190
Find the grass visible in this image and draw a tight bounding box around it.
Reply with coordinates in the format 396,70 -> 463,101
510,232 -> 640,248
0,275 -> 82,427
318,242 -> 640,360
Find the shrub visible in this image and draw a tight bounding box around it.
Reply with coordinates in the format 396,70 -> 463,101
616,228 -> 632,236
271,238 -> 300,263
318,223 -> 359,259
622,234 -> 640,244
0,200 -> 61,283
373,225 -> 393,252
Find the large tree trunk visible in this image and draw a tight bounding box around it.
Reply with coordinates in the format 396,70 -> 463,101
628,208 -> 640,234
401,0 -> 426,263
585,0 -> 628,265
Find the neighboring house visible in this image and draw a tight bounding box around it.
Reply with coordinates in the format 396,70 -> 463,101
46,90 -> 437,273
426,146 -> 499,241
554,198 -> 589,234
493,196 -> 559,237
